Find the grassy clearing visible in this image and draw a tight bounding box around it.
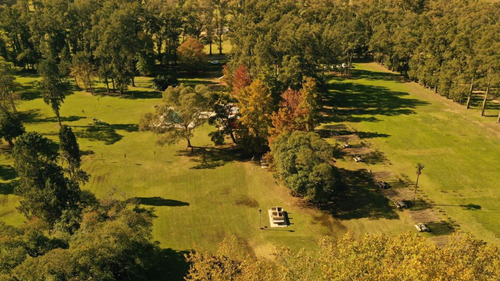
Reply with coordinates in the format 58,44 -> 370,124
6,62 -> 493,256
0,72 -> 413,256
322,62 -> 500,245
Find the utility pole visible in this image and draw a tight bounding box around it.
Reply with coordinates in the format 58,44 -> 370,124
259,209 -> 262,230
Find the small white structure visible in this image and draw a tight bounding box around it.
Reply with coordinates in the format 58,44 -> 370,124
268,206 -> 287,227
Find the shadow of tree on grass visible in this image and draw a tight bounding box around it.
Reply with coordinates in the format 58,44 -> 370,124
18,109 -> 86,124
363,149 -> 388,165
322,78 -> 429,124
129,197 -> 189,207
0,165 -> 17,181
333,168 -> 399,220
75,125 -> 123,145
350,69 -> 404,82
17,109 -> 42,122
120,90 -> 162,100
426,221 -> 455,236
151,248 -> 190,280
177,146 -> 251,169
73,123 -> 137,145
0,179 -> 17,195
316,128 -> 390,139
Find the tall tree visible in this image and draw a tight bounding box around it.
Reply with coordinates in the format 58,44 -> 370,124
0,57 -> 18,112
93,1 -> 146,94
38,57 -> 69,127
13,132 -> 83,226
231,64 -> 252,97
211,0 -> 229,55
70,51 -> 95,93
59,125 -> 88,184
140,84 -> 210,151
237,79 -> 273,153
415,163 -> 425,202
177,37 -> 206,71
270,77 -> 319,142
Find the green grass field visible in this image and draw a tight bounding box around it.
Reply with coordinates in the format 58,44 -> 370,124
322,63 -> 500,245
0,73 -> 413,257
0,62 -> 498,258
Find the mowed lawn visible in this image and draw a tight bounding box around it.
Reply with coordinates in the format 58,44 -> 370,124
323,62 -> 500,245
0,74 -> 413,256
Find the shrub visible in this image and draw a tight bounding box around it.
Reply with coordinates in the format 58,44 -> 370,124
152,75 -> 179,91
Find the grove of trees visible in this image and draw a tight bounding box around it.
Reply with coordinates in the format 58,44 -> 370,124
185,232 -> 500,281
1,127 -> 187,280
227,0 -> 500,109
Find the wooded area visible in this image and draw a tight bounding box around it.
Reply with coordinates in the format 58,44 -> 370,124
0,0 -> 499,280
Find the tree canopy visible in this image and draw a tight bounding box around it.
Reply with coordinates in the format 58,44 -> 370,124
140,84 -> 211,150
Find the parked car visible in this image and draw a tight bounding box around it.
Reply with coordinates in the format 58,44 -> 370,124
376,181 -> 391,189
415,223 -> 430,232
394,200 -> 407,209
353,155 -> 364,162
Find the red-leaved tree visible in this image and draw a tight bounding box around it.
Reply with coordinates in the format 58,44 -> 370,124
232,64 -> 252,97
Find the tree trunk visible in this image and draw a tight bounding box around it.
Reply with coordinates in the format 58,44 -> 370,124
8,93 -> 17,113
55,110 -> 62,127
187,138 -> 193,152
348,52 -> 353,78
105,77 -> 110,93
209,42 -> 212,55
131,77 -> 135,87
7,138 -> 13,147
466,78 -> 474,109
229,129 -> 237,144
481,86 -> 489,117
111,78 -> 116,93
497,110 -> 500,123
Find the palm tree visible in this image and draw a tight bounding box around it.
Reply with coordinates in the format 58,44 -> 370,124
414,163 -> 425,202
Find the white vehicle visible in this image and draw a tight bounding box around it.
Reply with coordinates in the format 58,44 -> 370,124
415,223 -> 430,232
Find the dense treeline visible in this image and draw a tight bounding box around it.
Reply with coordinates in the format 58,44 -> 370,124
0,0 -> 231,93
1,0 -> 498,111
186,233 -> 500,280
227,0 -> 500,106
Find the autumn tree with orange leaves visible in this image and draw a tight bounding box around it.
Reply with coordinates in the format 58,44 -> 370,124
237,79 -> 273,153
269,77 -> 320,143
177,37 -> 206,71
231,64 -> 252,96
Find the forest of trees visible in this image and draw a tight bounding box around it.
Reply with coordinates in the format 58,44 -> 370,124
185,233 -> 500,280
0,0 -> 500,280
0,0 -> 498,100
226,0 -> 500,107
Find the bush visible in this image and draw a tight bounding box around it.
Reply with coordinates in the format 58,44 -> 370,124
152,75 -> 179,91
209,130 -> 225,145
